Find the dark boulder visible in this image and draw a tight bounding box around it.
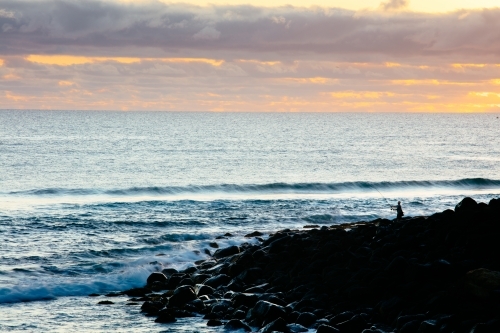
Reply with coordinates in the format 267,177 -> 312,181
195,284 -> 214,297
122,287 -> 150,297
245,231 -> 264,237
147,272 -> 167,285
155,311 -> 177,323
207,319 -> 223,326
168,285 -> 197,307
259,317 -> 289,333
288,323 -> 308,332
224,319 -> 252,331
203,274 -> 231,288
161,268 -> 178,276
455,197 -> 478,213
316,325 -> 340,333
247,300 -> 287,327
232,293 -> 259,308
295,312 -> 317,328
213,245 -> 240,259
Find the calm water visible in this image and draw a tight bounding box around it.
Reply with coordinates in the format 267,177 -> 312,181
1,111 -> 499,331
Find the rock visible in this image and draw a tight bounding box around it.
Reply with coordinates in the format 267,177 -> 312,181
304,225 -> 320,229
489,198 -> 500,210
245,231 -> 264,237
418,320 -> 438,333
88,293 -> 100,297
295,312 -> 317,328
461,268 -> 500,299
141,301 -> 163,314
397,315 -> 426,331
182,266 -> 197,274
455,197 -> 478,213
179,278 -> 195,286
195,284 -> 214,297
237,267 -> 263,284
209,242 -> 219,248
232,293 -> 259,308
161,268 -> 178,276
288,323 -> 308,332
168,285 -> 197,307
203,274 -> 231,288
335,314 -> 367,332
316,325 -> 340,333
248,300 -> 287,326
213,245 -> 240,259
146,272 -> 167,285
155,312 -> 176,323
224,319 -> 252,331
98,300 -> 114,305
122,287 -> 150,297
400,320 -> 421,333
259,317 -> 288,333
329,311 -> 354,326
207,319 -> 223,326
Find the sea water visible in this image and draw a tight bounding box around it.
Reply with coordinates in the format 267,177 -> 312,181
0,111 -> 499,332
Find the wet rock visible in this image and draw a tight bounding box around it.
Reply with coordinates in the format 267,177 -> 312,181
179,278 -> 195,286
316,324 -> 340,333
329,312 -> 354,326
295,312 -> 317,327
89,293 -> 100,297
245,231 -> 264,237
397,315 -> 426,331
232,293 -> 259,308
204,274 -> 231,288
259,317 -> 288,333
168,285 -> 197,307
155,312 -> 177,323
122,287 -> 150,297
207,319 -> 223,326
182,266 -> 197,274
400,320 -> 421,333
209,242 -> 219,248
288,323 -> 308,332
224,319 -> 252,331
141,301 -> 163,314
98,300 -> 114,305
213,245 -> 240,259
335,314 -> 368,332
195,284 -> 214,297
147,272 -> 168,285
418,320 -> 438,333
248,300 -> 287,327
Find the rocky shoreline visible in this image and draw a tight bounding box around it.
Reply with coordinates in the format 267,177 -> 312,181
114,197 -> 500,332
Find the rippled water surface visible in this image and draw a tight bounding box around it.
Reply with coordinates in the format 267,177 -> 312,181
1,111 -> 499,331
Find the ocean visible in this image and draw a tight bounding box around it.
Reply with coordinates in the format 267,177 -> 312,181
1,111 -> 499,332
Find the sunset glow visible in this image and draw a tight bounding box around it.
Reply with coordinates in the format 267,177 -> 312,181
1,0 -> 500,111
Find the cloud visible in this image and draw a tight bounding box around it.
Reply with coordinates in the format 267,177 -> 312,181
0,0 -> 499,63
379,0 -> 409,11
193,26 -> 221,40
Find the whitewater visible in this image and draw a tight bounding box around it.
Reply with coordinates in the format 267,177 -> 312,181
1,111 -> 499,331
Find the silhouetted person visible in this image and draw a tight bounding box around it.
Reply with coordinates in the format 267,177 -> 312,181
395,201 -> 404,220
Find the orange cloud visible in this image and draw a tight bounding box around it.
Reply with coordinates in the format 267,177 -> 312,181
25,55 -> 224,67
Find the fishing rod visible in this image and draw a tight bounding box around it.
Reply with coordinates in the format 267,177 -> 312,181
369,184 -> 395,210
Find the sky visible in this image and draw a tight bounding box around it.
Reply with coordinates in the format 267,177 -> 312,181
1,0 -> 500,112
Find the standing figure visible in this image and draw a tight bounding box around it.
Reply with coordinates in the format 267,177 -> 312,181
396,201 -> 404,220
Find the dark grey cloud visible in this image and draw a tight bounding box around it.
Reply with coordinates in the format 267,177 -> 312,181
0,1 -> 499,62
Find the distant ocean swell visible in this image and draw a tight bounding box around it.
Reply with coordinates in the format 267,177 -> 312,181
6,178 -> 500,197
